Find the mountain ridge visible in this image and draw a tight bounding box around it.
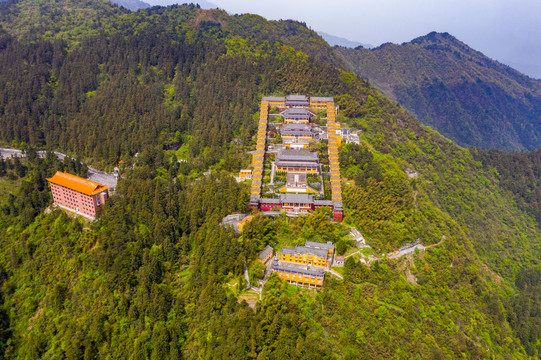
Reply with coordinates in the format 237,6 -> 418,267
317,30 -> 371,48
336,31 -> 541,150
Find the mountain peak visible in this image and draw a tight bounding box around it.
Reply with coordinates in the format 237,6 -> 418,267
335,31 -> 541,150
410,31 -> 458,46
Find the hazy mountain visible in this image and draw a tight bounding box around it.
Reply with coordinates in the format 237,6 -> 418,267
110,0 -> 217,10
142,0 -> 218,8
110,0 -> 151,11
336,32 -> 541,150
187,0 -> 217,8
317,30 -> 371,48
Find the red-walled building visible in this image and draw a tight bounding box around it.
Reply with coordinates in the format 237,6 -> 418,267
258,194 -> 343,221
46,171 -> 109,219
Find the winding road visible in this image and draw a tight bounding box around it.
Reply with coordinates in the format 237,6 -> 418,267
0,148 -> 118,189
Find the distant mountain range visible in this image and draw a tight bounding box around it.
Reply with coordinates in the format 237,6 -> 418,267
109,0 -> 217,10
336,32 -> 541,150
317,31 -> 371,49
111,0 -> 150,11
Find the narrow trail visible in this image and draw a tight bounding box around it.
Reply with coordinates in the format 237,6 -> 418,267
424,236 -> 446,249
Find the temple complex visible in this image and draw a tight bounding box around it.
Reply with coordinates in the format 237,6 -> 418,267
249,95 -> 343,222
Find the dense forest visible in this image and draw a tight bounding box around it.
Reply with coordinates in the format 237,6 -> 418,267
0,0 -> 540,358
335,32 -> 541,150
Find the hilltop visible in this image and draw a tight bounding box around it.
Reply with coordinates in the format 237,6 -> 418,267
336,32 -> 541,150
0,1 -> 539,358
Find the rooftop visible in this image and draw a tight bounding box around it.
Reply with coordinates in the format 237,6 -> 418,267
286,95 -> 309,101
310,96 -> 333,102
275,161 -> 319,168
272,261 -> 325,277
333,201 -> 343,211
47,171 -> 109,196
221,213 -> 247,225
280,193 -> 314,204
282,245 -> 328,258
280,131 -> 314,137
272,260 -> 325,277
250,195 -> 260,204
276,149 -> 318,162
305,241 -> 334,250
281,108 -> 312,118
259,245 -> 273,261
260,198 -> 281,204
313,199 -> 333,206
281,123 -> 313,131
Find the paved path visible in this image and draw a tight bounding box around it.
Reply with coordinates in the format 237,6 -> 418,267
262,211 -> 281,217
0,148 -> 27,159
0,148 -> 118,189
270,162 -> 276,185
326,268 -> 343,280
244,259 -> 250,289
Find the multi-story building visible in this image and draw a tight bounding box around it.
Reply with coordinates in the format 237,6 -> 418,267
262,96 -> 285,108
281,246 -> 330,267
47,171 -> 109,219
275,149 -> 319,173
271,240 -> 335,288
305,241 -> 335,259
259,194 -> 336,213
271,261 -> 325,288
310,96 -> 334,109
258,245 -> 274,265
285,94 -> 309,107
279,193 -> 314,212
280,123 -> 313,149
281,108 -> 313,124
239,169 -> 252,180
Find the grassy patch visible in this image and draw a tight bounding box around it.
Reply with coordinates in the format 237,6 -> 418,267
238,289 -> 260,302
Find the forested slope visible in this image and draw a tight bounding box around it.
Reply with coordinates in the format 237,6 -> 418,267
335,32 -> 541,150
0,1 -> 539,358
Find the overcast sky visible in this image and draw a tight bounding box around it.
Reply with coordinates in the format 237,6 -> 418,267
144,0 -> 541,79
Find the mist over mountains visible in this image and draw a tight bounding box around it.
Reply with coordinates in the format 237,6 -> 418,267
317,31 -> 371,49
336,32 -> 541,150
112,0 -> 218,9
